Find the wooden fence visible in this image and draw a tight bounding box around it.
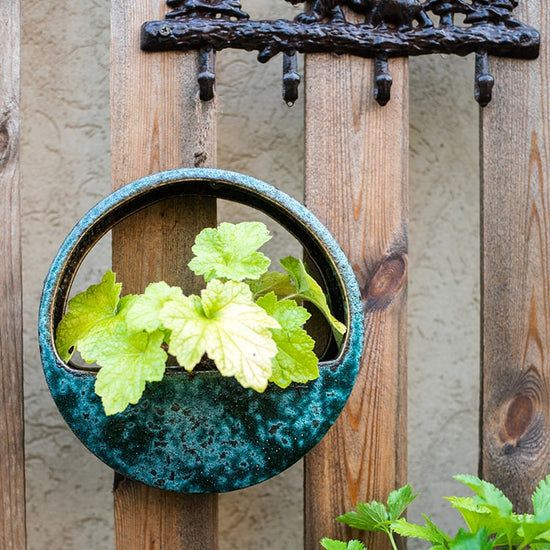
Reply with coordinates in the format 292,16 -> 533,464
1,0 -> 549,548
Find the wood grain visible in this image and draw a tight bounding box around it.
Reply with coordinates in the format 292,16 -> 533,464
303,52 -> 408,548
0,0 -> 26,548
480,0 -> 550,511
111,0 -> 218,548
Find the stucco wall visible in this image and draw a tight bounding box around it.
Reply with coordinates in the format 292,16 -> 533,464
21,0 -> 479,548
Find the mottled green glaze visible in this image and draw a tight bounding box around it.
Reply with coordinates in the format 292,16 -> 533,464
39,169 -> 364,493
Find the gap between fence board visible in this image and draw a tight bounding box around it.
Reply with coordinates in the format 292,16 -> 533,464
111,1 -> 218,548
303,52 -> 408,549
480,0 -> 550,512
0,0 -> 26,548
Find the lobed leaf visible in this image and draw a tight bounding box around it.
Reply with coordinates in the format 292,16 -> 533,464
124,281 -> 182,333
93,327 -> 167,415
188,221 -> 271,282
257,292 -> 319,388
55,270 -> 122,362
160,280 -> 280,392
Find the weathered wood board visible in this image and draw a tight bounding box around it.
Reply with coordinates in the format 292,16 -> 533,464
481,0 -> 550,512
303,53 -> 408,548
111,1 -> 218,548
0,0 -> 26,548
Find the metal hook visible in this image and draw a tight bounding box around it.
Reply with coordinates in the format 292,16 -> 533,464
374,55 -> 392,106
198,47 -> 215,101
282,51 -> 301,106
474,50 -> 494,107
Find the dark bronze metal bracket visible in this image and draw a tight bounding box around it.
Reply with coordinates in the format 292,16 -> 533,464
141,0 -> 539,106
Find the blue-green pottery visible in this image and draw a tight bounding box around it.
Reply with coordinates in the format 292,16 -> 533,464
39,168 -> 364,493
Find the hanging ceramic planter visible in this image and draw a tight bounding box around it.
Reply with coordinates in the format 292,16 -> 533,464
39,168 -> 364,493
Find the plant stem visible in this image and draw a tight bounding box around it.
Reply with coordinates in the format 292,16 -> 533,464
388,530 -> 399,550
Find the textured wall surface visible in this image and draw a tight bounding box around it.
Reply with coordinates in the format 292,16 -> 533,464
21,0 -> 478,548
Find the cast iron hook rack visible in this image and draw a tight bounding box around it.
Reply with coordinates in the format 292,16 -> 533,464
141,0 -> 539,106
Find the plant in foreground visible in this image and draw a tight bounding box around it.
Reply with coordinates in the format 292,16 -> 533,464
55,221 -> 346,415
321,474 -> 550,550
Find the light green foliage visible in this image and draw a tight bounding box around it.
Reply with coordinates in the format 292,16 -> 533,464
55,270 -> 122,362
161,280 -> 280,392
320,539 -> 366,550
93,327 -> 167,415
336,485 -> 416,550
324,474 -> 550,550
247,271 -> 296,299
257,292 -> 318,388
280,256 -> 347,343
188,221 -> 271,282
125,281 -> 182,333
55,222 -> 346,414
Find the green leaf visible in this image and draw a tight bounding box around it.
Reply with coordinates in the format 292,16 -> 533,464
320,539 -> 366,550
247,271 -> 296,299
280,256 -> 346,343
93,326 -> 167,415
256,292 -> 319,388
445,496 -> 492,534
337,501 -> 389,532
447,527 -> 495,550
124,281 -> 183,333
160,280 -> 280,392
391,515 -> 450,545
517,514 -> 550,547
188,221 -> 271,282
453,475 -> 513,517
533,475 -> 550,522
55,270 -> 122,362
387,485 -> 417,520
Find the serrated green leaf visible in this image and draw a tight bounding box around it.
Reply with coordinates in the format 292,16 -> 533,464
55,270 -> 122,362
320,539 -> 348,550
124,281 -> 183,333
392,515 -> 450,545
280,256 -> 346,344
247,271 -> 296,299
256,292 -> 319,388
533,475 -> 550,522
188,221 -> 271,282
445,495 -> 521,545
387,485 -> 417,520
445,496 -> 491,533
320,539 -> 366,550
454,475 -> 513,517
337,501 -> 389,532
160,280 -> 280,392
93,326 -> 167,415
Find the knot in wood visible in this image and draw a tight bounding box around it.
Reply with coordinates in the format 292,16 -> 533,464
504,393 -> 534,443
364,254 -> 407,312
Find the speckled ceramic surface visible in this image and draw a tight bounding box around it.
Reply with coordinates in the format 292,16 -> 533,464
39,168 -> 364,493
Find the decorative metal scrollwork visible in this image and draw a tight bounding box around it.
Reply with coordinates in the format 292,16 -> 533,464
141,0 -> 539,106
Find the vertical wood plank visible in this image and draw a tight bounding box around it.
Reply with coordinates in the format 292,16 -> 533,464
480,0 -> 550,511
0,0 -> 26,548
111,1 -> 218,548
303,54 -> 408,548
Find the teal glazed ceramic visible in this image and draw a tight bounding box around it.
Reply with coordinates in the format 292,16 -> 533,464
39,168 -> 364,493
